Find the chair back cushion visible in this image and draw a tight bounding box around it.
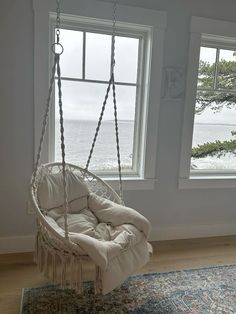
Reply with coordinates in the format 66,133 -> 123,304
38,170 -> 89,211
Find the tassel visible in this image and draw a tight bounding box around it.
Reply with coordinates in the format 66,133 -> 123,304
55,253 -> 59,284
61,255 -> 66,288
34,234 -> 38,263
38,240 -> 42,272
95,266 -> 102,294
76,258 -> 83,294
52,253 -> 56,283
44,249 -> 49,278
42,247 -> 46,274
69,255 -> 74,289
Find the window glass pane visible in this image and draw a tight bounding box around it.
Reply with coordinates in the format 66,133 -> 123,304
114,36 -> 139,83
197,47 -> 216,89
55,81 -> 136,171
191,90 -> 236,170
217,49 -> 236,90
57,29 -> 83,78
85,32 -> 111,81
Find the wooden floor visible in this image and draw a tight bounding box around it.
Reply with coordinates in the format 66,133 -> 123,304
0,235 -> 236,314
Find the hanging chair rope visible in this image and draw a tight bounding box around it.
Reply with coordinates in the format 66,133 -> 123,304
32,0 -> 62,189
54,0 -> 69,239
85,78 -> 112,172
30,0 -> 152,295
112,76 -> 123,202
56,54 -> 69,239
32,0 -> 69,239
33,0 -> 123,242
85,0 -> 124,203
31,55 -> 58,189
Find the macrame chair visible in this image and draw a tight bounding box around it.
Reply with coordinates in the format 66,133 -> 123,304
30,0 -> 151,295
30,163 -> 123,294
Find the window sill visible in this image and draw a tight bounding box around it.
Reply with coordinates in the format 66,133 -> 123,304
104,177 -> 155,191
179,175 -> 236,189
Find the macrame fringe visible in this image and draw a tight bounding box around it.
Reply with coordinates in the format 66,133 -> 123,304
34,233 -> 102,293
95,265 -> 102,294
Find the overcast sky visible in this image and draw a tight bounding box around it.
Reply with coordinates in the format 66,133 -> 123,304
55,30 -> 236,124
55,29 -> 138,121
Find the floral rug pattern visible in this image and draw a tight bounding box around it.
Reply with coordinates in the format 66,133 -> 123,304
21,264 -> 236,313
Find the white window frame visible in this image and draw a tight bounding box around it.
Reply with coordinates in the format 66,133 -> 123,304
49,15 -> 149,179
33,0 -> 166,190
179,16 -> 236,189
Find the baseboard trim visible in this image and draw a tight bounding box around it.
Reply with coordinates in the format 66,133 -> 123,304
0,222 -> 235,254
149,222 -> 236,241
0,235 -> 35,254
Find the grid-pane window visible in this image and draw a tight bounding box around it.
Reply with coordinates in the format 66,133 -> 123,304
54,29 -> 140,173
191,42 -> 236,171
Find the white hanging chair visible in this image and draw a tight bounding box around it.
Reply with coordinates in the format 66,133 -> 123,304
30,0 -> 152,295
30,162 -> 151,294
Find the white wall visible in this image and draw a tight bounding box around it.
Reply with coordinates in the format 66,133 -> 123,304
0,0 -> 36,245
1,0 -> 236,253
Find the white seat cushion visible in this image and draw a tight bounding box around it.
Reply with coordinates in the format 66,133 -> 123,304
56,208 -> 98,235
44,191 -> 151,295
52,206 -> 144,251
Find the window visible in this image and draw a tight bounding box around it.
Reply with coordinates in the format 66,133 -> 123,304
53,26 -> 140,175
33,0 -> 166,189
179,17 -> 236,188
192,37 -> 236,173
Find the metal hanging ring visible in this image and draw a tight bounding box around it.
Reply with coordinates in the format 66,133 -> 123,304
51,42 -> 64,55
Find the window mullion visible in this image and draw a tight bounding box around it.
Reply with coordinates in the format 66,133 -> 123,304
58,76 -> 137,86
197,87 -> 236,94
82,31 -> 86,79
213,48 -> 220,90
132,38 -> 143,175
110,34 -> 113,78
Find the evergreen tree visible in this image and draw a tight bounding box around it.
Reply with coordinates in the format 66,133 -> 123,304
196,59 -> 236,114
192,55 -> 236,159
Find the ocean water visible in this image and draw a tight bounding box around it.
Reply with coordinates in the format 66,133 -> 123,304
55,120 -> 134,171
192,123 -> 236,146
55,120 -> 236,170
192,123 -> 236,170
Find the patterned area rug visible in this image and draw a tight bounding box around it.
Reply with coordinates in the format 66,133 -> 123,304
21,265 -> 236,314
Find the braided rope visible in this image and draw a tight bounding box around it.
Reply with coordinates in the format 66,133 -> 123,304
33,1 -> 123,245
31,55 -> 58,188
86,0 -> 123,202
33,0 -> 69,240
56,56 -> 69,240
32,0 -> 62,189
85,77 -> 112,171
112,74 -> 124,203
110,0 -> 123,202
